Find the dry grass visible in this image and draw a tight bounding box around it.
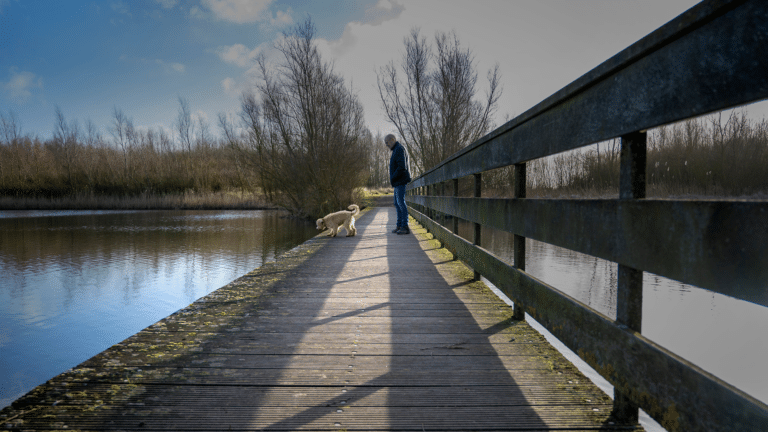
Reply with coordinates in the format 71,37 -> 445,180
0,128 -> 255,200
522,111 -> 768,199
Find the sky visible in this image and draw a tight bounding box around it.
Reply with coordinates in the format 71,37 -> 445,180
2,0 -> 766,143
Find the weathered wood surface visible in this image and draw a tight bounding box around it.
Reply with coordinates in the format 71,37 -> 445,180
1,207 -> 642,431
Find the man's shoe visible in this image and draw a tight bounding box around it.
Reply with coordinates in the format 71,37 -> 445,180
392,227 -> 401,233
397,227 -> 410,235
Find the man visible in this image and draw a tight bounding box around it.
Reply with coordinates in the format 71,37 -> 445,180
385,134 -> 411,234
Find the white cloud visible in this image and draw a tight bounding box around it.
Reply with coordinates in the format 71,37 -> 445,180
270,8 -> 292,28
111,1 -> 131,17
217,44 -> 254,67
363,0 -> 405,26
155,0 -> 177,9
202,0 -> 272,24
221,77 -> 237,96
2,68 -> 43,103
193,110 -> 210,123
215,42 -> 270,68
151,59 -> 185,74
188,6 -> 205,20
221,76 -> 255,99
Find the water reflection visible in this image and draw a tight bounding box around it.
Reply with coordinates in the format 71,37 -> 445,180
0,210 -> 317,409
450,218 -> 768,405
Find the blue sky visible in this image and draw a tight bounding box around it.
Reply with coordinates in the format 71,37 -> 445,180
3,0 -> 765,143
0,0 -> 378,138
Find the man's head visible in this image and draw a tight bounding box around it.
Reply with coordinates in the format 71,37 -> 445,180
384,134 -> 397,149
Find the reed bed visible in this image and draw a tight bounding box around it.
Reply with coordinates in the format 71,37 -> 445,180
520,110 -> 768,199
0,107 -> 260,196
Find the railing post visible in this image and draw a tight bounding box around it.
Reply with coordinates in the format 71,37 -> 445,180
473,173 -> 482,281
428,184 -> 434,220
420,186 -> 424,214
441,181 -> 446,228
512,163 -> 526,321
613,131 -> 646,423
452,178 -> 459,260
452,179 -> 459,234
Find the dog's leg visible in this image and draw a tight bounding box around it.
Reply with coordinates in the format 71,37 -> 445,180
347,217 -> 356,236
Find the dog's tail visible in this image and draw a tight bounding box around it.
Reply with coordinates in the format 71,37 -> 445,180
347,204 -> 360,217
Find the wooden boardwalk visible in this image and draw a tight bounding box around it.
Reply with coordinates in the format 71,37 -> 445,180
1,206 -> 642,431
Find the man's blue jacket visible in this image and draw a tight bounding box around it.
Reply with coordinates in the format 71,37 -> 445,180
389,141 -> 411,187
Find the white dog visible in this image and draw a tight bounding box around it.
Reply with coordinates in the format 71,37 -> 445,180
316,204 -> 360,237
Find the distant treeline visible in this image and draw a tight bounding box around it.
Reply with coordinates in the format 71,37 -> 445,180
0,105 -> 390,206
0,112 -> 250,198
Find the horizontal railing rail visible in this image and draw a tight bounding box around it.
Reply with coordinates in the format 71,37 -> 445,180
411,197 -> 768,306
405,1 -> 768,431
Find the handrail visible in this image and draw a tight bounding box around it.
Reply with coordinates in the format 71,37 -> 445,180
405,1 -> 768,431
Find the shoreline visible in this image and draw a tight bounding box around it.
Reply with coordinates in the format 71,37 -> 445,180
0,191 -> 276,211
0,188 -> 395,212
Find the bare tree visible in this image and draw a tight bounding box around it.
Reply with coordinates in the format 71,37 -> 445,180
219,111 -> 255,192
232,18 -> 370,218
111,107 -> 133,181
0,110 -> 22,144
84,118 -> 101,148
378,28 -> 502,175
366,130 -> 390,188
196,115 -> 211,149
53,105 -> 81,187
176,96 -> 194,153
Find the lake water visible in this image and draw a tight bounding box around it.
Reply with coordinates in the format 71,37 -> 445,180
0,210 -> 317,409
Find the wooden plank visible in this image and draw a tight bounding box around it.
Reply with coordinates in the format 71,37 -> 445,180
81,352 -> 581,370
30,383 -> 612,407
46,366 -> 595,387
130,331 -> 546,345
15,407 -> 631,431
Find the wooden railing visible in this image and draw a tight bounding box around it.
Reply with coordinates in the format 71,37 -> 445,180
405,1 -> 768,431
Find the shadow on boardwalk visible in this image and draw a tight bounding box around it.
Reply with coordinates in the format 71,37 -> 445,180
1,207 -> 641,431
